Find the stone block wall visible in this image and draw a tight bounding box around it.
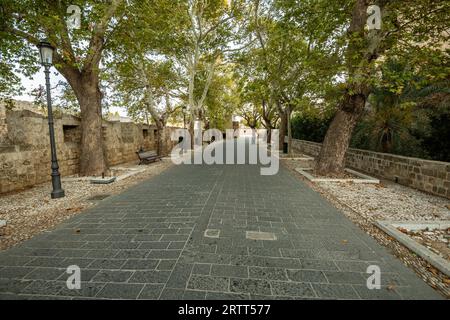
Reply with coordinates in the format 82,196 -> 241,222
0,105 -> 7,144
0,104 -> 179,194
291,139 -> 450,199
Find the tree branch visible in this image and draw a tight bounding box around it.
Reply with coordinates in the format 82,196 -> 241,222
84,0 -> 124,70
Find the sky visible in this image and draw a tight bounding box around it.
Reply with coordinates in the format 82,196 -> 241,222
14,70 -> 128,117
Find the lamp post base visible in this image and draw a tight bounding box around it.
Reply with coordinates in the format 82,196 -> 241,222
51,189 -> 65,199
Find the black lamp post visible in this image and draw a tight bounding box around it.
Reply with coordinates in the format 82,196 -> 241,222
38,40 -> 65,199
182,106 -> 187,129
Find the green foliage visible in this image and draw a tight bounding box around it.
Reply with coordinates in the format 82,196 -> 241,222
2,0 -> 450,163
291,107 -> 334,143
351,57 -> 450,161
1,0 -> 127,109
56,81 -> 81,115
421,107 -> 450,162
203,65 -> 239,131
351,102 -> 429,158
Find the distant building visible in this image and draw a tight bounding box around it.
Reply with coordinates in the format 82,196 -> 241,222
107,113 -> 133,123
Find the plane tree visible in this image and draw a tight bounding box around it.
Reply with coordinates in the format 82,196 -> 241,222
1,0 -> 126,175
281,0 -> 450,175
105,0 -> 187,155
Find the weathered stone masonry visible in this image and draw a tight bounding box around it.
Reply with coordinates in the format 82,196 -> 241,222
292,139 -> 450,199
0,104 -> 179,194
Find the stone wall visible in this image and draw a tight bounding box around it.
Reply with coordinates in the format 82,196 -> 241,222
292,139 -> 450,199
0,104 -> 7,144
0,104 -> 179,194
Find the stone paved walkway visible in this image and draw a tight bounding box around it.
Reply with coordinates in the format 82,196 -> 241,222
0,139 -> 442,299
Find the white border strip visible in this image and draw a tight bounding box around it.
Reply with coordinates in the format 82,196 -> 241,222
295,168 -> 380,184
376,220 -> 450,277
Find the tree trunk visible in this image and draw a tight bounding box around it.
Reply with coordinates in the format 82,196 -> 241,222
315,93 -> 366,175
155,122 -> 165,156
72,73 -> 106,176
287,107 -> 292,155
315,0 -> 375,176
278,110 -> 287,151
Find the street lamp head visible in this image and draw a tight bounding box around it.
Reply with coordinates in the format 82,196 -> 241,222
38,40 -> 54,66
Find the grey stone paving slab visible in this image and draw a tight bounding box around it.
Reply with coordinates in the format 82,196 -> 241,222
192,263 -> 212,275
270,281 -> 316,298
312,283 -> 359,300
138,284 -> 164,300
23,268 -> 66,281
0,138 -> 443,299
207,292 -> 250,300
58,282 -> 105,298
230,278 -> 272,296
156,259 -> 177,271
91,270 -> 133,283
159,288 -> 185,300
187,275 -> 230,292
165,263 -> 193,289
248,267 -> 288,281
0,267 -> 35,279
211,264 -> 248,278
97,283 -> 144,299
129,270 -> 171,284
286,269 -> 327,283
183,290 -> 207,300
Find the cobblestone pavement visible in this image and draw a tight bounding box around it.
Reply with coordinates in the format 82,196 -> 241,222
0,139 -> 442,299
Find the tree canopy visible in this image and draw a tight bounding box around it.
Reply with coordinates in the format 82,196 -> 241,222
1,0 -> 449,172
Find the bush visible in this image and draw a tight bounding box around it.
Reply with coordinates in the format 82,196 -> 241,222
291,112 -> 333,143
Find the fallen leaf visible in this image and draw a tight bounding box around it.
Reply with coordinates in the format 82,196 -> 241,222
428,267 -> 439,275
387,284 -> 396,291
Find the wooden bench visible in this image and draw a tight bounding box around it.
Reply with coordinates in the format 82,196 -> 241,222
136,150 -> 162,165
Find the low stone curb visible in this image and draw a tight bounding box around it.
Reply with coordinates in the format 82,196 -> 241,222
90,177 -> 117,185
375,220 -> 450,277
295,168 -> 380,184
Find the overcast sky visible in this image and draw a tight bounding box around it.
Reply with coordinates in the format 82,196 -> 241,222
14,70 -> 128,116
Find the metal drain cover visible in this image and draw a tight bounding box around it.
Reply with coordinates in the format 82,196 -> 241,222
204,229 -> 220,238
246,231 -> 277,241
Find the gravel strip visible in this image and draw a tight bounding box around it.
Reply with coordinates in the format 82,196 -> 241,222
402,228 -> 450,261
282,158 -> 450,298
0,160 -> 173,250
319,180 -> 449,222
